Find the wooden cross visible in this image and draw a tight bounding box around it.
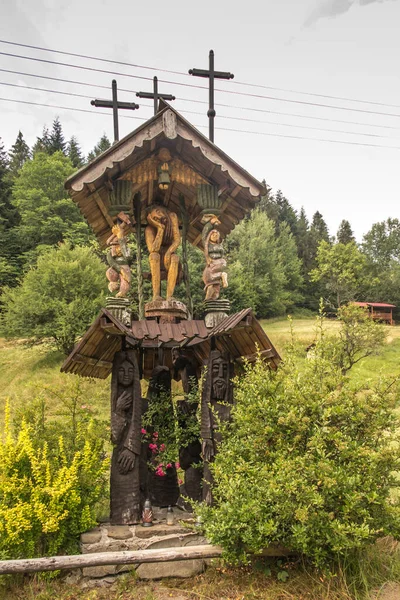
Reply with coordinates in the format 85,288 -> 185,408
136,77 -> 176,116
91,79 -> 140,142
189,50 -> 234,143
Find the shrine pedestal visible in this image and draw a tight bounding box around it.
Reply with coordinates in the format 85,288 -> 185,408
79,511 -> 208,582
105,297 -> 132,327
145,298 -> 188,323
204,299 -> 230,328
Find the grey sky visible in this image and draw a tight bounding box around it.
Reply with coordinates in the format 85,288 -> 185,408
0,0 -> 399,241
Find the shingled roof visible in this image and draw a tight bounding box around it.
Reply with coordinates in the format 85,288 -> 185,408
65,102 -> 266,248
61,309 -> 280,379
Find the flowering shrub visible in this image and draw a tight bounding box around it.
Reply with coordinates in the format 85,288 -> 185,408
198,316 -> 400,568
0,400 -> 108,559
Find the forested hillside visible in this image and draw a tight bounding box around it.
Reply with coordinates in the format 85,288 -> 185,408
1,117 -> 400,349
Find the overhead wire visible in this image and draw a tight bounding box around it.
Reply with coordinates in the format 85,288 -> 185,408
1,50 -> 400,119
1,96 -> 400,151
1,38 -> 399,110
4,67 -> 400,132
2,81 -> 399,141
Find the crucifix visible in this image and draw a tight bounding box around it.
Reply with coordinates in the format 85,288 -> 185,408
189,50 -> 234,143
91,79 -> 140,143
136,76 -> 176,116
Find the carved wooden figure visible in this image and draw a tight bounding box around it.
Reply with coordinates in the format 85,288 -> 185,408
201,349 -> 234,505
106,212 -> 133,298
201,214 -> 228,301
110,350 -> 142,524
172,349 -> 202,505
145,203 -> 181,301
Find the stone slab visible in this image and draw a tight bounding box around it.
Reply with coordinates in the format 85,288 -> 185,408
107,525 -> 133,540
135,535 -> 206,580
81,529 -> 102,544
82,565 -> 117,578
134,524 -> 189,539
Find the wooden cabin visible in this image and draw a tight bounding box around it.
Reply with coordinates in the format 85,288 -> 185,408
353,302 -> 396,325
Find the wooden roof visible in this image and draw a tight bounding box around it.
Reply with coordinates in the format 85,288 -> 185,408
61,308 -> 280,379
65,102 -> 265,248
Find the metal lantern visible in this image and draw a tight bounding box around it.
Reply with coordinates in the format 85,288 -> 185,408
141,498 -> 154,527
196,184 -> 221,215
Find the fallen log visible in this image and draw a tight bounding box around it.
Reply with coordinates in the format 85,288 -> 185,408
0,544 -> 223,576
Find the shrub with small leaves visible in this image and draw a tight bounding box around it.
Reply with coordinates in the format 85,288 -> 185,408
197,316 -> 400,568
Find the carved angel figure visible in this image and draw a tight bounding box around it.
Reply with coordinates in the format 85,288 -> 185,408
201,214 -> 228,301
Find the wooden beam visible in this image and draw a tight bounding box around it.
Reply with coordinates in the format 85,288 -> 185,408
0,545 -> 223,575
93,191 -> 114,229
75,354 -> 112,369
235,348 -> 275,363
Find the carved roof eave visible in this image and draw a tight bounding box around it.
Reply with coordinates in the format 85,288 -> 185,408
65,105 -> 265,198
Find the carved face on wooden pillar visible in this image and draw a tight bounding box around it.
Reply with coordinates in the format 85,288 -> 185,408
118,360 -> 135,388
211,352 -> 230,401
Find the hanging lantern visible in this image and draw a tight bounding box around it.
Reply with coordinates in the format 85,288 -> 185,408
158,162 -> 171,190
141,498 -> 154,527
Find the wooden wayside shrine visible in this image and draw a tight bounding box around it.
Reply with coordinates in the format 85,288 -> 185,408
61,99 -> 281,528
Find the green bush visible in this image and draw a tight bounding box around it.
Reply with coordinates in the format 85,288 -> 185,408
198,318 -> 400,568
0,399 -> 108,559
0,243 -> 107,354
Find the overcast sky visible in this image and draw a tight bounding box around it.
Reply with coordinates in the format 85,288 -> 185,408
0,0 -> 399,240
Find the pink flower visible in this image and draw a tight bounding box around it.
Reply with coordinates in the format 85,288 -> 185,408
159,443 -> 166,452
166,463 -> 172,469
149,443 -> 158,454
155,467 -> 165,477
175,462 -> 180,470
141,428 -> 147,435
178,479 -> 183,485
153,432 -> 159,439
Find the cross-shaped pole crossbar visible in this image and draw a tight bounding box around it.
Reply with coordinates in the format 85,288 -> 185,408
136,76 -> 176,116
189,50 -> 234,143
91,79 -> 140,142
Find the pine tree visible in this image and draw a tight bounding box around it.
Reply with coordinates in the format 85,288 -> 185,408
0,138 -> 21,288
87,134 -> 111,162
310,211 -> 330,243
274,190 -> 298,236
337,219 -> 355,244
32,127 -> 52,155
7,131 -> 31,180
49,117 -> 67,155
67,136 -> 84,168
0,138 -> 16,231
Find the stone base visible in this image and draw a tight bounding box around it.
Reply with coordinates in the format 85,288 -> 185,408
105,297 -> 131,327
80,513 -> 207,580
204,299 -> 230,328
145,298 -> 188,323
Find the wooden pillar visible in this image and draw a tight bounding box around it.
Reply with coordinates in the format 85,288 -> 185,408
179,193 -> 193,319
133,192 -> 144,320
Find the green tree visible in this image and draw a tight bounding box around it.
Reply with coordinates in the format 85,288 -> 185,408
337,219 -> 355,244
67,136 -> 84,168
32,126 -> 52,156
0,138 -> 21,289
226,210 -> 287,317
276,222 -> 304,309
1,244 -> 107,354
48,116 -> 67,155
198,318 -> 400,568
11,151 -> 91,254
362,218 -> 400,266
7,131 -> 31,180
310,241 -> 368,308
87,134 -> 111,161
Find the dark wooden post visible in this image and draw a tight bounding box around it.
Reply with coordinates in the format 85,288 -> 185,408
91,79 -> 139,143
179,193 -> 193,319
134,192 -> 144,320
136,76 -> 176,116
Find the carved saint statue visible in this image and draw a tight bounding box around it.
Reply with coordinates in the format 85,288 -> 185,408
172,349 -> 202,506
201,214 -> 228,301
106,212 -> 133,298
145,202 -> 181,301
201,349 -> 234,505
110,350 -> 142,524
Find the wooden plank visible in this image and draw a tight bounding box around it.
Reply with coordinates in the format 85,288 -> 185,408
94,191 -> 114,229
0,545 -> 223,575
75,354 -> 112,369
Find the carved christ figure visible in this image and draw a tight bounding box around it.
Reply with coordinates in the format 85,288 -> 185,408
106,212 -> 132,298
110,350 -> 142,524
145,203 -> 181,301
202,214 -> 228,301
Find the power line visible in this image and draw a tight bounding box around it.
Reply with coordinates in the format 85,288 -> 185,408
2,50 -> 400,119
2,67 -> 400,132
3,81 -> 399,141
1,38 -> 399,111
1,96 -> 400,151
